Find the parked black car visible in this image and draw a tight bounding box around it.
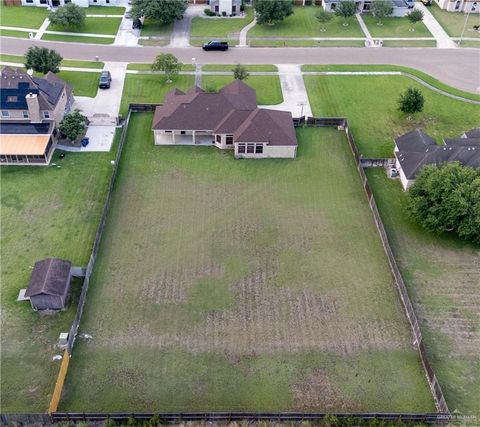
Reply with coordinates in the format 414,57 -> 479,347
202,40 -> 229,51
132,18 -> 143,29
99,70 -> 112,89
421,0 -> 432,5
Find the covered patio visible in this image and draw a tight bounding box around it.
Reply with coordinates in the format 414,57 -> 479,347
155,131 -> 214,146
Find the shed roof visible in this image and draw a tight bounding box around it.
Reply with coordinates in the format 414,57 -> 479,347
25,258 -> 72,298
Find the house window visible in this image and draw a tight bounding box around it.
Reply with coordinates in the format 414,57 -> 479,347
247,144 -> 254,153
216,134 -> 221,143
43,111 -> 50,119
238,144 -> 246,153
7,96 -> 17,102
165,130 -> 172,133
232,5 -> 236,11
106,0 -> 110,3
39,0 -> 47,3
1,111 -> 9,118
26,0 -> 33,2
331,3 -> 336,10
215,5 -> 219,11
255,144 -> 263,154
455,0 -> 460,9
363,1 -> 371,11
180,131 -> 186,135
23,111 -> 29,118
226,135 -> 233,145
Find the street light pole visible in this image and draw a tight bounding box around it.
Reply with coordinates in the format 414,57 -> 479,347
459,6 -> 472,46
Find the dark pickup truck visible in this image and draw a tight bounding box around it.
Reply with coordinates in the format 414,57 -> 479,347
202,40 -> 229,51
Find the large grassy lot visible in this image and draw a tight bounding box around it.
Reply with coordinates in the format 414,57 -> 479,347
47,16 -> 122,35
140,19 -> 173,38
60,112 -> 434,412
362,15 -> 432,38
428,3 -> 480,38
202,75 -> 283,105
249,6 -> 363,38
0,3 -> 47,28
303,74 -> 480,157
366,170 -> 480,415
0,146 -> 117,411
119,74 -> 195,116
190,8 -> 254,38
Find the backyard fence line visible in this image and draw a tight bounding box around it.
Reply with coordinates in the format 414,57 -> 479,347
48,349 -> 70,415
301,116 -> 448,414
44,109 -> 447,417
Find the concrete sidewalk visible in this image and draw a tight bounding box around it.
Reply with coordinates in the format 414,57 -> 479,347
238,16 -> 257,47
261,64 -> 312,118
415,3 -> 456,48
114,6 -> 139,46
34,18 -> 50,40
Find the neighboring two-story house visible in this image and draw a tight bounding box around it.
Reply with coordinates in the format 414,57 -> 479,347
208,0 -> 242,15
152,80 -> 298,159
0,67 -> 74,165
434,0 -> 479,12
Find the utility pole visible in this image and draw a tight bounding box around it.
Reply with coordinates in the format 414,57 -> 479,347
459,6 -> 472,46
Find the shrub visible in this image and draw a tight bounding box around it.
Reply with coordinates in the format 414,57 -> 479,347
49,3 -> 86,30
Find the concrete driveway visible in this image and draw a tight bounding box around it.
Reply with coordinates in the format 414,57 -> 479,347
169,5 -> 204,47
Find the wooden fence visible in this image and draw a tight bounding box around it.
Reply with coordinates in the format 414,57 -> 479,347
48,349 -> 70,415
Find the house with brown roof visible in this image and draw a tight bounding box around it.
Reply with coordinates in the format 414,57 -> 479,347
152,80 -> 298,159
394,129 -> 480,190
0,66 -> 74,166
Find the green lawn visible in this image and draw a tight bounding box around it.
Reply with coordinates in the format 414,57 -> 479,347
119,74 -> 195,116
304,74 -> 480,157
428,2 -> 480,38
0,29 -> 33,38
34,71 -> 100,97
381,40 -> 436,47
0,54 -> 104,69
201,64 -> 278,72
126,63 -> 195,71
60,112 -> 434,412
202,75 -> 283,105
301,64 -> 480,101
248,39 -> 365,47
362,15 -> 432,37
47,16 -> 121,35
0,142 -> 118,411
0,3 -> 47,28
249,6 -> 364,37
86,5 -> 125,15
365,169 -> 480,415
139,19 -> 173,37
41,33 -> 114,44
190,8 -> 254,38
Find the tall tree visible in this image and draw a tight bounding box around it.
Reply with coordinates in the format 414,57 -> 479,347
372,0 -> 393,25
48,3 -> 86,30
406,9 -> 424,31
152,53 -> 182,82
316,9 -> 332,32
232,64 -> 249,81
334,0 -> 357,25
59,110 -> 87,143
407,162 -> 480,244
24,46 -> 63,74
254,0 -> 293,25
131,0 -> 187,25
398,87 -> 425,116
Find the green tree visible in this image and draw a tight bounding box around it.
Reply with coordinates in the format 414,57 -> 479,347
59,109 -> 86,143
407,162 -> 480,244
131,0 -> 187,24
372,0 -> 393,25
152,53 -> 182,82
103,418 -> 116,427
254,0 -> 293,25
334,0 -> 357,25
398,87 -> 425,116
406,9 -> 424,31
316,9 -> 332,31
48,3 -> 86,30
24,46 -> 63,74
232,64 -> 249,80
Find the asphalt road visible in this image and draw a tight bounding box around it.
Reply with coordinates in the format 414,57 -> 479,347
2,37 -> 480,93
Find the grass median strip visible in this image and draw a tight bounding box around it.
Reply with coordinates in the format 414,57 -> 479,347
301,64 -> 480,102
41,33 -> 114,44
248,39 -> 365,47
0,54 -> 104,69
60,112 -> 434,412
0,29 -> 34,38
201,64 -> 278,72
126,63 -> 195,71
47,16 -> 121,35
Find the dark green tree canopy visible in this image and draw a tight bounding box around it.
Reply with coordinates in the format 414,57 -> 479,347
407,162 -> 480,244
232,64 -> 249,81
398,87 -> 425,115
131,0 -> 187,24
24,46 -> 63,74
48,3 -> 86,30
335,0 -> 357,21
255,0 -> 294,25
372,0 -> 393,24
152,53 -> 182,82
59,110 -> 87,143
407,9 -> 424,25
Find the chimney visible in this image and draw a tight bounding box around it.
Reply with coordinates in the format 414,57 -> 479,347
26,92 -> 41,123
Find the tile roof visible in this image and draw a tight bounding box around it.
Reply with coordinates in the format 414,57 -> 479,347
153,80 -> 297,147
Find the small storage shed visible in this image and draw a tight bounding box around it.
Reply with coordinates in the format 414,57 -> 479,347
25,258 -> 72,311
